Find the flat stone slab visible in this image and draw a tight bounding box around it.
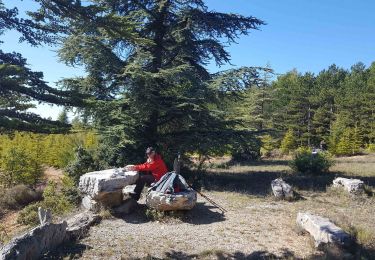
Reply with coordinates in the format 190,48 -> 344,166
333,177 -> 364,194
146,190 -> 197,211
271,178 -> 294,199
296,212 -> 353,249
0,222 -> 67,260
79,169 -> 139,199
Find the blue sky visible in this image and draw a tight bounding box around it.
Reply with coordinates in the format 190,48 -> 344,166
2,0 -> 375,119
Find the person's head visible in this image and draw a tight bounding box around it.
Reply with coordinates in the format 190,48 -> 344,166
145,147 -> 156,160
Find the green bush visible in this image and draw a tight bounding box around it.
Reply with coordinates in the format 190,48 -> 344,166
0,147 -> 43,187
366,143 -> 375,153
17,202 -> 41,226
289,148 -> 334,174
17,181 -> 74,226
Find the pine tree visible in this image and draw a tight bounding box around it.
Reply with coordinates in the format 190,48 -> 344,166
34,0 -> 266,164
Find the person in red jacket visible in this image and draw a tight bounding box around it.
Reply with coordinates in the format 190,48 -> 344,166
124,147 -> 168,201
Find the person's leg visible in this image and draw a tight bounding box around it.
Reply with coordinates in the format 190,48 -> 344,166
132,174 -> 155,201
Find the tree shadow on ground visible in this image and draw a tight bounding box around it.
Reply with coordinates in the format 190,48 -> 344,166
117,202 -> 225,225
182,202 -> 225,224
130,245 -> 375,260
41,243 -> 92,260
202,157 -> 375,196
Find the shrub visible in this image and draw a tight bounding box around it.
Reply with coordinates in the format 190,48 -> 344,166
17,181 -> 74,226
366,143 -> 375,153
289,147 -> 334,174
17,202 -> 41,226
0,185 -> 41,210
280,129 -> 297,155
61,175 -> 81,205
0,147 -> 43,187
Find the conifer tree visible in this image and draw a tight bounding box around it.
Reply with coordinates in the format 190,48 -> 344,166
34,0 -> 265,164
0,0 -> 86,133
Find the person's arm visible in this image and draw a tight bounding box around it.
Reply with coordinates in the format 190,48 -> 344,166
134,160 -> 158,171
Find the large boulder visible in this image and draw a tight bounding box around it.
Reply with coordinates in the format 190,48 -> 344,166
81,195 -> 100,212
333,177 -> 364,194
0,222 -> 67,260
79,169 -> 139,199
296,212 -> 353,249
65,212 -> 101,240
271,178 -> 294,200
146,190 -> 197,211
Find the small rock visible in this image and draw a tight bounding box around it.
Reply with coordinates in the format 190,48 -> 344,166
38,207 -> 52,226
296,212 -> 353,249
271,178 -> 294,199
333,177 -> 364,194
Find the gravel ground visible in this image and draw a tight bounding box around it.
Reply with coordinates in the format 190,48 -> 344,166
50,193 -> 317,259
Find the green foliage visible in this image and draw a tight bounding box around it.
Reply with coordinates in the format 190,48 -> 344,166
17,181 -> 74,226
32,0 -> 266,166
65,146 -> 98,184
61,175 -> 81,205
260,135 -> 278,157
0,0 -> 86,133
0,131 -> 98,188
366,143 -> 375,153
280,129 -> 297,155
17,202 -> 41,226
0,146 -> 43,187
334,127 -> 363,156
289,148 -> 334,174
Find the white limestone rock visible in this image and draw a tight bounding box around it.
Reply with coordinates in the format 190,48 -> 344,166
271,178 -> 294,199
66,212 -> 101,240
0,222 -> 67,260
296,212 -> 353,249
38,207 -> 52,226
146,190 -> 197,211
82,195 -> 100,212
122,185 -> 137,200
79,169 -> 139,199
333,177 -> 364,194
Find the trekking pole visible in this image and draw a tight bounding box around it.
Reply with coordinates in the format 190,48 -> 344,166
193,188 -> 227,213
175,152 -> 227,213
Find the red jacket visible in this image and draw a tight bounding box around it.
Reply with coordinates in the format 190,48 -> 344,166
134,154 -> 168,181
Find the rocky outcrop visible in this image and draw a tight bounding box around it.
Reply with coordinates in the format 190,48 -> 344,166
296,212 -> 353,249
146,190 -> 197,211
333,177 -> 364,194
271,178 -> 294,200
0,222 -> 67,260
65,212 -> 101,240
38,207 -> 52,225
0,211 -> 101,260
